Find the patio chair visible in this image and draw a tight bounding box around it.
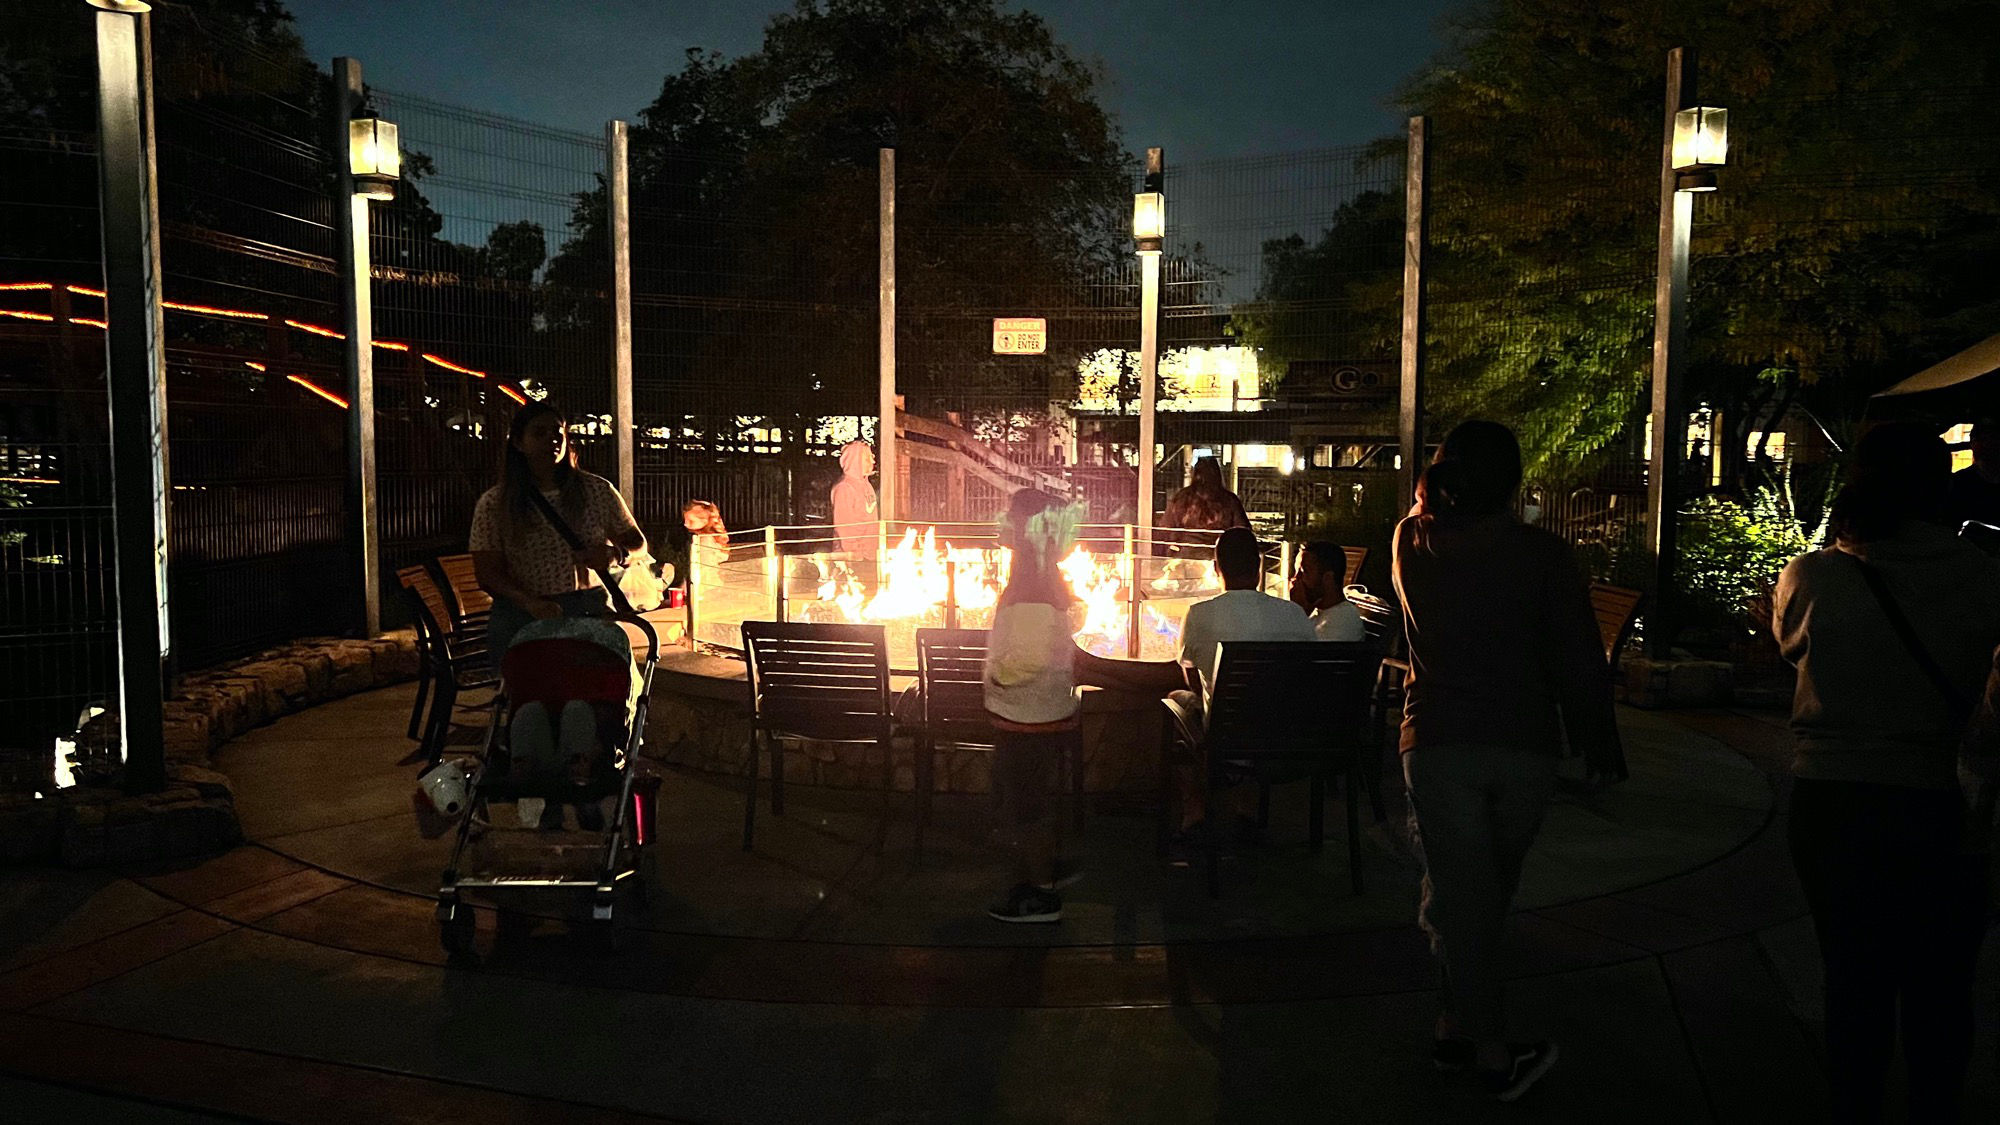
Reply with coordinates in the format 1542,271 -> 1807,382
1588,581 -> 1645,672
397,565 -> 497,764
740,621 -> 893,851
1339,545 -> 1368,587
1346,589 -> 1403,819
434,553 -> 493,664
910,628 -> 1085,858
1159,641 -> 1377,897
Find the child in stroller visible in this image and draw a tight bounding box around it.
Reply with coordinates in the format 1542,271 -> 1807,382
499,615 -> 644,830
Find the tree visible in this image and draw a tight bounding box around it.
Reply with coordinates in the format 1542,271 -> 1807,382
541,0 -> 1133,427
1240,0 -> 2000,483
1230,185 -> 1405,389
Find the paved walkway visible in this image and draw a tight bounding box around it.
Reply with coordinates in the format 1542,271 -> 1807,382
1,685 -> 1995,1122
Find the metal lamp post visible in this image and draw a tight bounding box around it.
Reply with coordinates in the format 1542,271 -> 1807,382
1133,147 -> 1164,537
333,59 -> 399,637
87,0 -> 169,791
1645,48 -> 1726,659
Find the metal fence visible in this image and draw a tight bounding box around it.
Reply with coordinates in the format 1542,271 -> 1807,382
10,7 -> 2000,763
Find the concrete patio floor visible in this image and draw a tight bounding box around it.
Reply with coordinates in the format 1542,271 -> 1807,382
1,682 -> 1996,1123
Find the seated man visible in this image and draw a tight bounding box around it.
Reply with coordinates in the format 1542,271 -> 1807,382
1170,527 -> 1316,836
1289,541 -> 1368,642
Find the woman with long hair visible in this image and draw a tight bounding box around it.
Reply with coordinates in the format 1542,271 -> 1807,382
1773,422 -> 2000,1123
1391,420 -> 1620,1101
469,400 -> 647,666
1163,454 -> 1250,535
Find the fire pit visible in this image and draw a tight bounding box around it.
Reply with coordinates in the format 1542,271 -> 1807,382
686,522 -> 1256,671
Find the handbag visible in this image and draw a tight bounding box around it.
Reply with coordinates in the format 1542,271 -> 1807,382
523,487 -> 639,619
1847,553 -> 1998,850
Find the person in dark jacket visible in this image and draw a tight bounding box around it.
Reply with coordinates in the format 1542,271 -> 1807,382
1391,420 -> 1623,1102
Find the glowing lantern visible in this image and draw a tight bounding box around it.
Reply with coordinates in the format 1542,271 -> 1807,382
1132,191 -> 1165,254
348,117 -> 401,201
1672,106 -> 1727,192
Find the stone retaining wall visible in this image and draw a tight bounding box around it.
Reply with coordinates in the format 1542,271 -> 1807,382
2,631 -> 420,868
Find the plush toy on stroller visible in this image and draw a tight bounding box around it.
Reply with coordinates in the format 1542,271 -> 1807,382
434,608 -> 661,956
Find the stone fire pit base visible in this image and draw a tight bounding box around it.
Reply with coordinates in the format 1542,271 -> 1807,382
646,648 -> 1166,794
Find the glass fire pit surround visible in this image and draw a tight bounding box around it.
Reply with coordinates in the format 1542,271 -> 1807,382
687,522 -> 1288,671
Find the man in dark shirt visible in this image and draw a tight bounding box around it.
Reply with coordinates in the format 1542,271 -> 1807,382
1945,422 -> 2000,535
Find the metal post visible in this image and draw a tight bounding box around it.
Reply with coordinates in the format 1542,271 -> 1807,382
1123,523 -> 1139,658
878,148 -> 898,524
1646,49 -> 1694,659
607,120 -> 635,499
1398,116 -> 1429,509
766,525 -> 782,623
333,57 -> 379,637
93,0 -> 169,792
945,560 -> 958,631
1136,147 -> 1164,535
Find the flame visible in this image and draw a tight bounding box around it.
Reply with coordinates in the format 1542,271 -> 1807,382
787,527 -> 1187,657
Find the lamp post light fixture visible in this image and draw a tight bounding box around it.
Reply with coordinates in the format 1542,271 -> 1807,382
1133,191 -> 1165,254
1645,50 -> 1726,659
1671,105 -> 1728,192
347,117 -> 400,201
1133,162 -> 1164,534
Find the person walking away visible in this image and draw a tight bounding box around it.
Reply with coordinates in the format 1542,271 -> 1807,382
1289,541 -> 1367,642
1773,422 -> 2000,1124
1392,420 -> 1622,1101
470,401 -> 647,828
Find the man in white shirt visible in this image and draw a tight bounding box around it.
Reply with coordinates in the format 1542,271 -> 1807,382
1289,541 -> 1368,642
1179,527 -> 1318,698
1169,528 -> 1315,837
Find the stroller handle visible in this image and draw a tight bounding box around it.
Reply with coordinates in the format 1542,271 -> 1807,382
592,564 -> 659,667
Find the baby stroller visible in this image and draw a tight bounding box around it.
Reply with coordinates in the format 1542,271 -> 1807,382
436,601 -> 660,956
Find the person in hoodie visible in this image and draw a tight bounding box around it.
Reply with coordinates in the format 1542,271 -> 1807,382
1773,422 -> 2000,1125
1391,420 -> 1622,1102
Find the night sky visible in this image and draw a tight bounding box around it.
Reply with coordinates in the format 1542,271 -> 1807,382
284,0 -> 1465,160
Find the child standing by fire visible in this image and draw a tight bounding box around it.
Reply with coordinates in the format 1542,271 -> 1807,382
983,489 -> 1185,922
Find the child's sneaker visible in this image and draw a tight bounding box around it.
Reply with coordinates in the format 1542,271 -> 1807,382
986,883 -> 1063,923
1481,1041 -> 1558,1102
516,797 -> 546,828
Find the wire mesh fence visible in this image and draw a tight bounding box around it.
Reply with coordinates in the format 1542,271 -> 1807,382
1,2 -> 117,758
10,3 -> 2000,765
364,88 -> 612,583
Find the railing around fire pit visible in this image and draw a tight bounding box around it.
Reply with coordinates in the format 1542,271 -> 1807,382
686,522 -> 1293,672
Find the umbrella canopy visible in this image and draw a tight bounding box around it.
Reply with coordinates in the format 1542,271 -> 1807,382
1868,331 -> 2000,421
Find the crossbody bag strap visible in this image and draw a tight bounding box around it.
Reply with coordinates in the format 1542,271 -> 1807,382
1847,553 -> 1972,722
523,486 -> 636,618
